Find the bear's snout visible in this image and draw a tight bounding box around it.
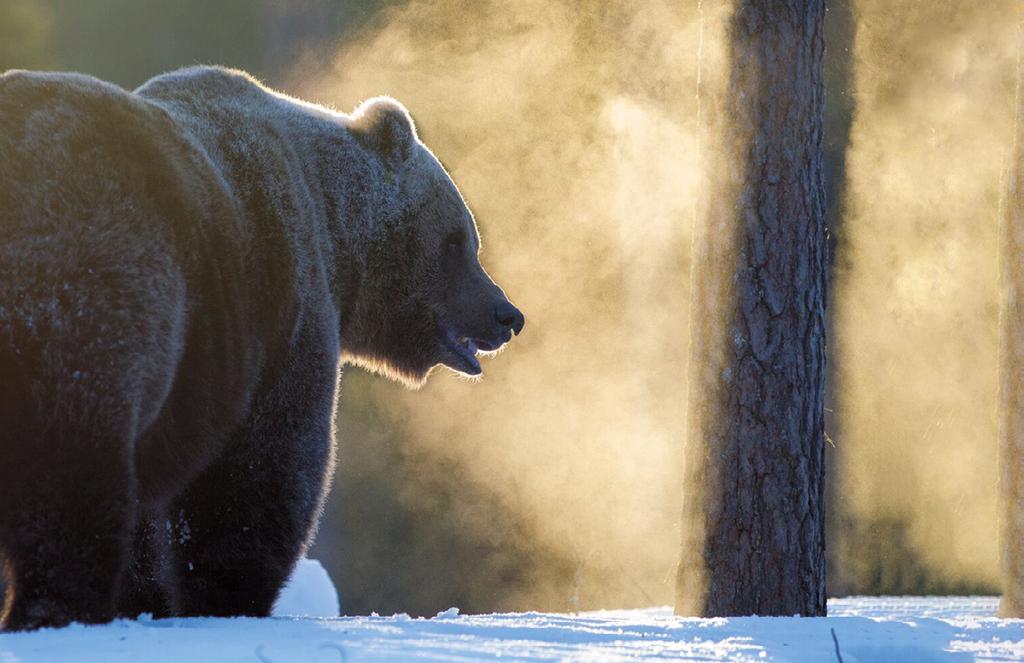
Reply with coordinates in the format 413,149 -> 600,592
494,301 -> 525,338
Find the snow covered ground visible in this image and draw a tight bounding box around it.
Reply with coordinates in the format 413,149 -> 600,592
2,593 -> 1023,661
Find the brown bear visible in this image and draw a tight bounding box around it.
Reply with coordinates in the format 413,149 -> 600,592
0,65 -> 523,631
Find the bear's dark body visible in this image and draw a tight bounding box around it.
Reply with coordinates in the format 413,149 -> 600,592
0,66 -> 524,631
0,68 -> 343,629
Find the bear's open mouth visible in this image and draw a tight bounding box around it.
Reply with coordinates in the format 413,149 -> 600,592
439,327 -> 483,376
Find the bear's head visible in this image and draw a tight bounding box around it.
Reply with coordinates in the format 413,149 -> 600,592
340,97 -> 524,387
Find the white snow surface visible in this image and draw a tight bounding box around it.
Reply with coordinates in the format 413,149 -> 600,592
2,597 -> 1022,662
272,558 -> 340,618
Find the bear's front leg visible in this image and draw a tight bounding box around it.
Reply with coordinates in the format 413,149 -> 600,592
117,510 -> 178,619
167,368 -> 336,617
0,431 -> 135,631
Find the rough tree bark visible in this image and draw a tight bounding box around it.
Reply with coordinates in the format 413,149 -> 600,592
677,0 -> 827,617
999,11 -> 1024,620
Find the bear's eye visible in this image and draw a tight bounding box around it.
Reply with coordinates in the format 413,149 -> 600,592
444,230 -> 464,258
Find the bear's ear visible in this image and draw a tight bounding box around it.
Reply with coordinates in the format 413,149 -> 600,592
350,96 -> 418,167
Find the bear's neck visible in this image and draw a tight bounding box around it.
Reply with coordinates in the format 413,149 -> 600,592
299,115 -> 393,343
149,81 -> 385,348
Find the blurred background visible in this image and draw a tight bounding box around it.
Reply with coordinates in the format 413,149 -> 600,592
0,0 -> 1017,613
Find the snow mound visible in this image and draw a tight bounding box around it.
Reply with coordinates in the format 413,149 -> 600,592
272,557 -> 340,618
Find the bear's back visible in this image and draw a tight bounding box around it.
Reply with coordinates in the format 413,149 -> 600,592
0,71 -> 259,450
0,70 -> 239,247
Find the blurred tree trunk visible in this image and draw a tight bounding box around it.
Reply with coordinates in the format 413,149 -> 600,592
999,12 -> 1024,620
677,0 -> 827,617
822,0 -> 856,599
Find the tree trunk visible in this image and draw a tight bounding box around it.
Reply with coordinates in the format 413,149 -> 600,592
999,12 -> 1024,620
822,0 -> 856,599
677,0 -> 827,617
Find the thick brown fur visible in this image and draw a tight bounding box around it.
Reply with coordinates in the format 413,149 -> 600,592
0,66 -> 523,630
